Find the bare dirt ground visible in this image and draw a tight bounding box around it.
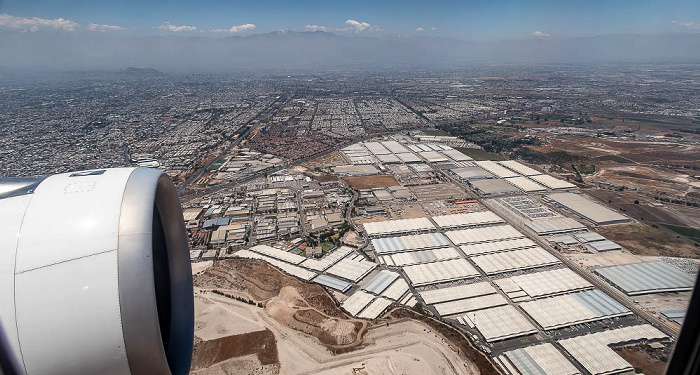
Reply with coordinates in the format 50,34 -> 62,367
343,175 -> 400,189
596,223 -> 700,259
303,151 -> 348,169
534,135 -> 700,169
190,259 -> 493,375
615,344 -> 671,375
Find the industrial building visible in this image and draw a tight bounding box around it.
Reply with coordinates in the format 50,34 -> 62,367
546,192 -> 630,225
371,232 -> 450,254
431,210 -> 504,229
458,305 -> 538,342
594,261 -> 696,295
498,160 -> 542,177
470,178 -> 521,195
499,343 -> 579,375
558,325 -> 667,375
362,217 -> 436,236
529,175 -> 577,190
470,247 -> 560,275
445,224 -> 524,245
378,247 -> 462,267
520,289 -> 631,330
505,268 -> 593,299
475,161 -> 520,178
403,258 -> 480,286
459,238 -> 537,256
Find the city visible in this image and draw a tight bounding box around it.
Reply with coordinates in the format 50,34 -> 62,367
2,63 -> 699,375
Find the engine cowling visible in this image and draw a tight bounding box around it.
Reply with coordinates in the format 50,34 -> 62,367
0,168 -> 193,375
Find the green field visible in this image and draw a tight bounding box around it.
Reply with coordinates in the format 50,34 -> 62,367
663,225 -> 700,242
455,147 -> 506,161
320,242 -> 335,251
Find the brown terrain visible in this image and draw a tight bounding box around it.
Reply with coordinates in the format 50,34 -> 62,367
191,259 -> 496,374
342,175 -> 400,189
596,223 -> 700,259
615,344 -> 670,375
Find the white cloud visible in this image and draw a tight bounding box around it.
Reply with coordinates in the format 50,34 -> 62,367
86,23 -> 125,32
153,22 -> 197,32
305,24 -> 330,32
671,20 -> 700,29
0,13 -> 78,32
431,27 -> 439,31
416,27 -> 425,31
212,23 -> 256,33
532,30 -> 550,37
344,19 -> 377,33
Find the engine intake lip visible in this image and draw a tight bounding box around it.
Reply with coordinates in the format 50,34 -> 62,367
117,168 -> 193,375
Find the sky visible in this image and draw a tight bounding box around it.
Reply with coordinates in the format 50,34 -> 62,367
1,0 -> 700,40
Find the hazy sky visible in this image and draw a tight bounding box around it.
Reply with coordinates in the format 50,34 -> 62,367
1,0 -> 700,40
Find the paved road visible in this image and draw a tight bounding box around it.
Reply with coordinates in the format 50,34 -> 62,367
177,95 -> 291,194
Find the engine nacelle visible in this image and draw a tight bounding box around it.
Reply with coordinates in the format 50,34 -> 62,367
0,168 -> 193,375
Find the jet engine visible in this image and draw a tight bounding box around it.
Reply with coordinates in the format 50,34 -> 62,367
0,168 -> 193,375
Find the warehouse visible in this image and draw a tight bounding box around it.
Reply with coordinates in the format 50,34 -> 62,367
519,289 -> 631,330
380,278 -> 411,301
475,161 -> 520,178
459,305 -> 538,342
508,268 -> 593,298
182,207 -> 204,221
445,224 -> 524,245
376,153 -> 402,164
494,196 -> 558,220
371,232 -> 450,254
234,250 -> 317,281
587,240 -> 622,252
529,175 -> 576,190
249,244 -> 306,265
420,282 -> 497,304
358,297 -> 393,319
558,325 -> 666,375
441,148 -> 473,162
396,152 -> 422,163
504,176 -> 547,192
547,192 -> 630,225
498,160 -> 542,176
381,247 -> 462,266
500,343 -> 579,375
301,246 -> 354,271
452,166 -> 493,180
431,211 -> 504,229
381,140 -> 411,154
419,150 -> 449,163
524,217 -> 587,235
459,238 -> 537,256
470,247 -> 560,274
403,258 -> 480,286
364,141 -> 392,155
433,293 -> 508,316
312,274 -> 352,293
362,217 -> 436,236
326,257 -> 378,283
594,261 -> 696,295
362,270 -> 400,295
341,290 -> 376,316
470,178 -> 521,195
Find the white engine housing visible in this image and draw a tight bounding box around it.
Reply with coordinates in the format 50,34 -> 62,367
0,168 -> 193,375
